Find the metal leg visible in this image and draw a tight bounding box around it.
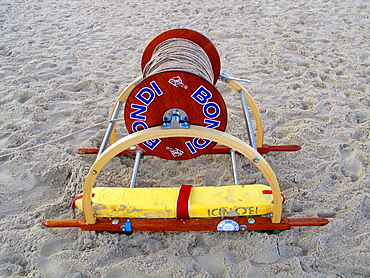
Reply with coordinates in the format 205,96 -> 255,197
240,90 -> 257,150
230,149 -> 240,185
130,150 -> 143,188
97,101 -> 122,157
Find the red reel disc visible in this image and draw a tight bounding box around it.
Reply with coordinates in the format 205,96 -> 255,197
124,71 -> 227,160
141,29 -> 221,84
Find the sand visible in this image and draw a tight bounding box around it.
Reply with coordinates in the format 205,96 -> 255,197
0,0 -> 369,277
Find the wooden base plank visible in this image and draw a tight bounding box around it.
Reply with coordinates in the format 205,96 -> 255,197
77,144 -> 301,156
43,217 -> 328,232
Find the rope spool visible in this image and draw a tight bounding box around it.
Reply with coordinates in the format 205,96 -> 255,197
125,29 -> 227,160
141,29 -> 221,84
142,38 -> 215,84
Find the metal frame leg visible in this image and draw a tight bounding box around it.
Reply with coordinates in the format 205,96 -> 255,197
130,150 -> 143,188
230,149 -> 240,185
240,90 -> 257,150
97,101 -> 122,157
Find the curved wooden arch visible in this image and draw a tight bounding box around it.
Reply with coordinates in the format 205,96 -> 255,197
109,76 -> 264,149
108,76 -> 143,145
224,80 -> 264,148
83,125 -> 282,225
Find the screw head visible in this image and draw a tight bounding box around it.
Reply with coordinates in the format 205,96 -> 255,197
253,157 -> 260,163
240,225 -> 248,231
92,170 -> 97,175
247,218 -> 256,224
111,219 -> 120,225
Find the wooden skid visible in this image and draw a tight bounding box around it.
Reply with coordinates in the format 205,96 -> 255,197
77,144 -> 301,156
42,217 -> 328,232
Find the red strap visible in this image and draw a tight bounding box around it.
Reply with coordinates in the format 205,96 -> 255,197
71,193 -> 95,210
176,185 -> 193,219
262,190 -> 286,203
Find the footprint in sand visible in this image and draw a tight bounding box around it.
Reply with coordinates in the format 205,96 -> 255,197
339,145 -> 364,182
38,237 -> 84,278
187,235 -> 228,277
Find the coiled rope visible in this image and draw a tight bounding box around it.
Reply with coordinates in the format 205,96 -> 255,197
142,38 -> 215,84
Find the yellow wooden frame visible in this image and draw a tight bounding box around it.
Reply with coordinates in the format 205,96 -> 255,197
83,125 -> 282,225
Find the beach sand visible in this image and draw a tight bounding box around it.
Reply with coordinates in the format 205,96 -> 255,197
0,0 -> 369,277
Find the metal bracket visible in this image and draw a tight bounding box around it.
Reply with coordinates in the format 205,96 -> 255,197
120,219 -> 133,234
219,72 -> 251,84
162,109 -> 190,129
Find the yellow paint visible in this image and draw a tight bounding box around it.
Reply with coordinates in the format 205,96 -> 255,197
76,184 -> 276,218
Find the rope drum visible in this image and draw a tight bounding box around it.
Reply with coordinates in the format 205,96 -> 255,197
124,29 -> 227,160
